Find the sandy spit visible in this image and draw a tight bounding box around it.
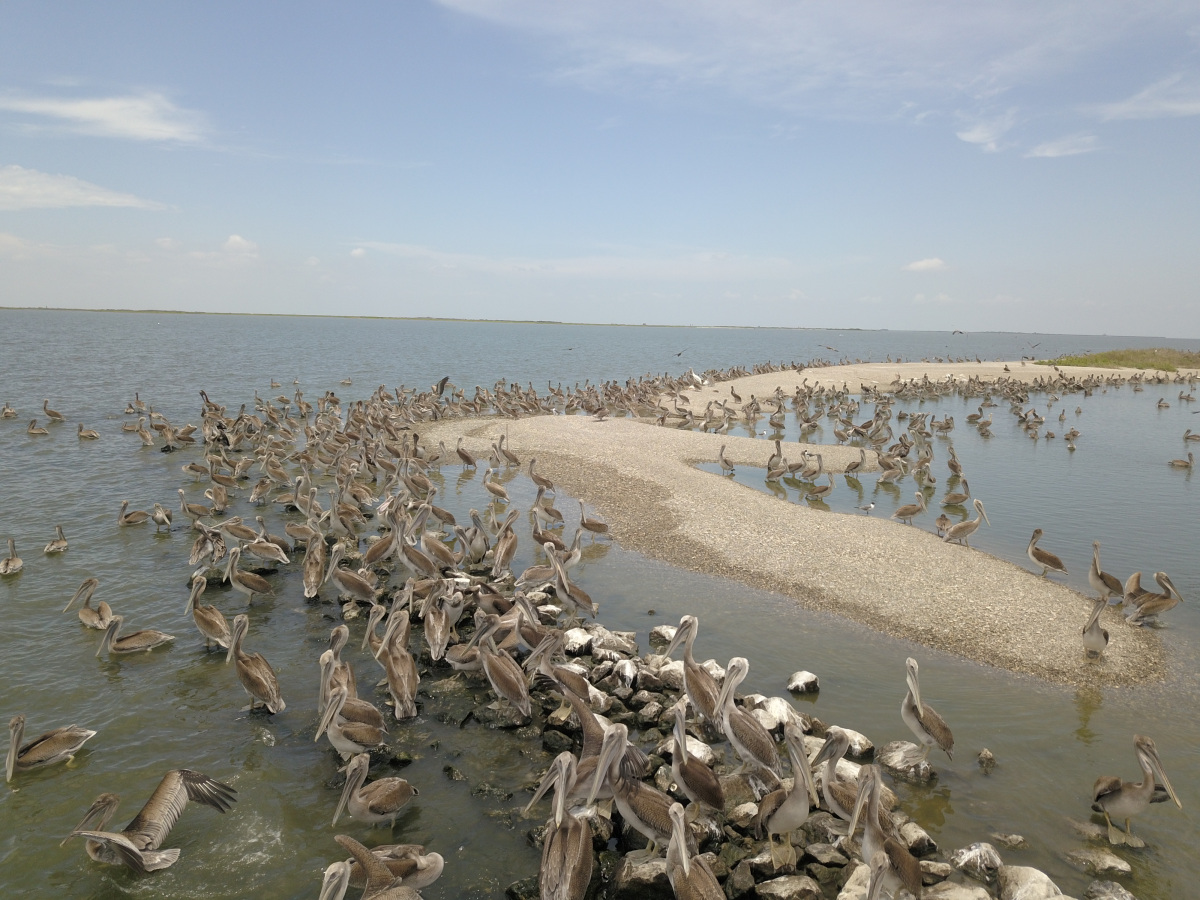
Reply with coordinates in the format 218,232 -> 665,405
421,361 -> 1173,688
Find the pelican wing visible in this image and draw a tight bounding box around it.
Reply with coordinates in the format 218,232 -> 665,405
1092,774 -> 1123,805
364,779 -> 416,816
884,836 -> 924,896
19,725 -> 96,767
753,787 -> 786,839
123,769 -> 236,850
69,830 -> 164,872
918,703 -> 955,756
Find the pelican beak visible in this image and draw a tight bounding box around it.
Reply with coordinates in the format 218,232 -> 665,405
552,760 -> 570,830
979,503 -> 991,526
523,752 -> 565,817
1144,742 -> 1182,809
669,803 -> 691,878
586,728 -> 624,807
61,794 -> 116,846
95,620 -> 117,658
6,722 -> 20,783
847,772 -> 870,839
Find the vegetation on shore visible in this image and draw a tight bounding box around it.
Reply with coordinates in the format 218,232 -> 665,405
1038,347 -> 1200,372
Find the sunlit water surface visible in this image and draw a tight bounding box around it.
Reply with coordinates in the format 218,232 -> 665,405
0,309 -> 1197,899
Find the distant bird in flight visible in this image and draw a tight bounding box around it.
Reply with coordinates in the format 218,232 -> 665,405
675,348 -> 689,356
952,330 -> 965,335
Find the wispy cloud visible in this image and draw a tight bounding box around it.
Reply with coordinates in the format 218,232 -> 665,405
0,91 -> 205,142
0,164 -> 166,211
1092,73 -> 1200,120
956,109 -> 1017,152
902,257 -> 947,272
1025,133 -> 1098,158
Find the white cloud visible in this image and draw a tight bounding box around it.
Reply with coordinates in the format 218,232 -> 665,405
902,257 -> 947,272
350,247 -> 367,258
0,91 -> 205,142
0,164 -> 165,211
913,292 -> 955,304
1025,133 -> 1099,157
223,235 -> 258,257
155,237 -> 181,250
956,109 -> 1017,152
1092,73 -> 1200,120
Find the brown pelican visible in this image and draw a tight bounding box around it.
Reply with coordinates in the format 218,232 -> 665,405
117,500 -> 150,527
7,714 -> 96,782
942,499 -> 989,546
27,418 -> 50,436
184,575 -> 230,650
1167,451 -> 1194,469
152,503 -> 173,532
62,769 -> 236,872
43,399 -> 65,422
77,423 -> 100,440
1,538 -> 23,575
578,500 -> 609,540
848,765 -> 922,900
667,801 -> 723,900
1027,528 -> 1068,577
1126,572 -> 1184,625
330,835 -> 423,900
753,721 -> 820,869
933,513 -> 952,537
325,542 -> 378,606
339,844 -> 443,891
332,752 -> 417,827
717,444 -> 735,475
1092,734 -> 1181,846
941,478 -> 970,507
223,546 -> 274,603
891,490 -> 927,525
811,727 -> 897,828
1082,598 -> 1109,658
538,752 -> 593,900
901,657 -> 953,761
661,616 -> 721,728
0,401 -> 14,418
714,657 -> 780,779
96,615 -> 174,656
316,686 -> 387,759
64,577 -> 111,629
42,525 -> 68,554
1088,541 -> 1123,604
529,456 -> 556,493
455,436 -> 477,469
303,533 -> 327,598
226,614 -> 285,713
475,617 -> 531,718
670,700 -> 724,818
587,723 -> 673,857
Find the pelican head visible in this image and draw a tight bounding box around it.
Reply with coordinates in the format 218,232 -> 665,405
329,624 -> 350,656
973,498 -> 990,525
715,656 -> 751,715
63,577 -> 100,613
6,715 -> 26,782
905,657 -> 923,711
61,792 -> 120,845
1135,735 -> 1181,809
95,616 -> 124,657
315,686 -> 350,742
362,604 -> 387,651
1154,572 -> 1182,602
318,860 -> 352,900
846,764 -> 878,839
523,750 -> 575,820
586,722 -> 629,806
332,753 -> 371,826
185,575 -> 206,614
668,801 -> 692,878
662,615 -> 697,660
225,614 -> 250,663
223,545 -> 241,583
811,725 -> 851,770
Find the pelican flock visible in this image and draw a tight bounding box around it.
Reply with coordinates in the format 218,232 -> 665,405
0,358 -> 1193,898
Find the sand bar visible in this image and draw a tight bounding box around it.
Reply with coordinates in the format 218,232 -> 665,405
423,360 -> 1179,687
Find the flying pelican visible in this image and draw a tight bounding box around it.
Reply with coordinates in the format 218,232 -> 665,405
1027,528 -> 1068,577
942,499 -> 989,546
7,714 -> 96,782
64,577 -> 111,629
226,614 -> 284,713
223,546 -> 274,603
661,616 -> 721,728
901,657 -> 953,762
332,752 -> 417,828
1088,541 -> 1123,604
1092,734 -> 1181,846
1,538 -> 23,575
340,844 -> 444,892
96,615 -> 174,656
891,490 -> 927,525
714,657 -> 780,778
667,801 -> 723,900
1082,598 -> 1109,659
62,769 -> 236,872
753,721 -> 820,869
117,500 -> 150,527
848,765 -> 922,900
185,575 -> 230,650
43,524 -> 68,554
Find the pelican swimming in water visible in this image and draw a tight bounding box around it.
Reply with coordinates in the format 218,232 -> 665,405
77,423 -> 100,440
1,538 -> 23,575
185,575 -> 230,650
43,524 -> 68,554
7,714 -> 96,782
848,765 -> 922,900
64,577 -> 111,629
942,499 -> 989,546
62,769 -> 236,872
96,615 -> 174,656
1092,734 -> 1181,846
332,752 -> 418,828
901,657 -> 953,762
117,500 -> 150,527
27,418 -> 49,436
43,399 -> 65,422
1027,528 -> 1068,577
1082,598 -> 1109,659
1089,541 -> 1123,604
226,614 -> 285,713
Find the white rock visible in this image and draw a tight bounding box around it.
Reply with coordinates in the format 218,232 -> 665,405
830,726 -> 873,759
997,865 -> 1064,900
649,624 -> 677,647
1083,881 -> 1138,900
654,733 -> 717,767
700,658 -> 726,682
729,801 -> 760,829
901,821 -> 938,856
788,670 -> 820,693
950,843 -> 1004,882
877,740 -> 935,782
1064,849 -> 1131,878
563,627 -> 592,655
837,862 -> 870,900
755,874 -> 823,899
926,883 -> 994,900
587,624 -> 638,655
656,659 -> 684,690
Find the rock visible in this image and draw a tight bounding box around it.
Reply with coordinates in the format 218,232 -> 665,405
657,659 -> 685,690
991,833 -> 1028,850
654,764 -> 675,794
504,874 -> 539,900
611,855 -> 671,899
755,874 -> 823,899
593,647 -> 625,663
804,843 -> 848,867
474,703 -> 529,729
921,861 -> 953,884
831,727 -> 874,761
788,670 -> 820,693
950,843 -> 1003,882
978,748 -> 997,773
877,741 -> 935,782
836,862 -> 870,900
700,658 -> 726,683
655,733 -> 717,767
443,764 -> 467,781
1064,848 -> 1131,878
639,670 -> 665,692
1066,818 -> 1108,842
1083,881 -> 1138,900
900,821 -> 938,856
563,627 -> 592,655
588,624 -> 639,655
925,884 -> 994,899
800,811 -> 847,847
997,865 -> 1064,899
541,729 -> 575,754
590,660 -> 615,683
726,860 -> 756,898
630,690 -> 657,709
649,624 -> 678,647
720,774 -> 762,810
729,802 -> 761,829
748,848 -> 793,878
583,805 -> 615,847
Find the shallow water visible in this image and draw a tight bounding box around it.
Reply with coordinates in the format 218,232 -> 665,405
1,309 -> 1198,899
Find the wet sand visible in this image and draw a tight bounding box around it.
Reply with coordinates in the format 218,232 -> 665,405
423,360 -> 1178,687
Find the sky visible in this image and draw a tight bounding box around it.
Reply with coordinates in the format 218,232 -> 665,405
1,1 -> 1198,336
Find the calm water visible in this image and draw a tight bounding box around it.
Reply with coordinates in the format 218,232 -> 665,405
1,309 -> 1198,899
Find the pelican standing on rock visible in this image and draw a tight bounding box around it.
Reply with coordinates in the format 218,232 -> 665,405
848,765 -> 923,900
332,753 -> 418,827
226,614 -> 285,713
901,657 -> 953,762
7,714 -> 96,782
1027,528 -> 1068,577
753,721 -> 820,869
714,657 -> 780,779
661,615 -> 721,728
667,801 -> 723,900
1092,734 -> 1181,846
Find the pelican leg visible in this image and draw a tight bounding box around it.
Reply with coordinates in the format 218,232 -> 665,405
1124,819 -> 1144,848
1103,811 -> 1124,845
626,839 -> 659,860
547,697 -> 572,727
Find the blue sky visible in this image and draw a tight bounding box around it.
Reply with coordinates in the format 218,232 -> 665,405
1,1 -> 1198,335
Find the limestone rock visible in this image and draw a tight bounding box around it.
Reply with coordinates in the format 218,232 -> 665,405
611,855 -> 671,899
700,658 -> 726,683
950,843 -> 1003,882
656,659 -> 685,690
563,627 -> 593,655
997,865 -> 1064,900
726,860 -> 756,898
831,727 -> 874,761
1064,848 -> 1131,878
836,862 -> 870,900
655,733 -> 717,767
800,811 -> 847,847
978,748 -> 997,773
901,821 -> 938,857
926,883 -> 995,900
804,843 -> 848,867
877,741 -> 935,782
649,624 -> 677,647
788,670 -> 820,693
588,624 -> 638,656
1083,881 -> 1138,900
729,802 -> 761,829
921,860 -> 953,884
755,874 -> 823,899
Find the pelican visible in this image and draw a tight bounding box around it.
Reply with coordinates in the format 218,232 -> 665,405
810,727 -> 897,827
714,657 -> 780,778
942,478 -> 970,507
223,546 -> 274,603
753,721 -> 820,869
587,723 -> 673,857
64,577 -> 111,629
28,417 -> 52,436
1167,451 -> 1194,469
891,490 -> 927,525
152,503 -> 173,532
77,423 -> 100,440
0,401 -> 14,418
1089,541 -> 1123,604
325,542 -> 378,606
901,657 -> 953,761
331,834 -> 423,900
96,615 -> 174,655
43,524 -> 68,553
942,499 -> 989,546
1027,528 -> 1068,577
848,765 -> 922,900
7,714 -> 96,782
661,615 -> 721,728
62,769 -> 236,872
316,686 -> 387,759
341,844 -> 444,892
579,500 -> 609,539
1092,734 -> 1181,846
1082,598 -> 1109,658
1,538 -> 23,575
670,700 -> 724,818
226,614 -> 284,713
117,500 -> 150,527
185,575 -> 231,650
476,617 -> 531,718
537,752 -> 593,900
667,801 -> 723,900
455,436 -> 477,469
482,467 -> 509,504
303,533 -> 327,598
332,752 -> 418,827
1126,572 -> 1184,624
717,444 -> 734,475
